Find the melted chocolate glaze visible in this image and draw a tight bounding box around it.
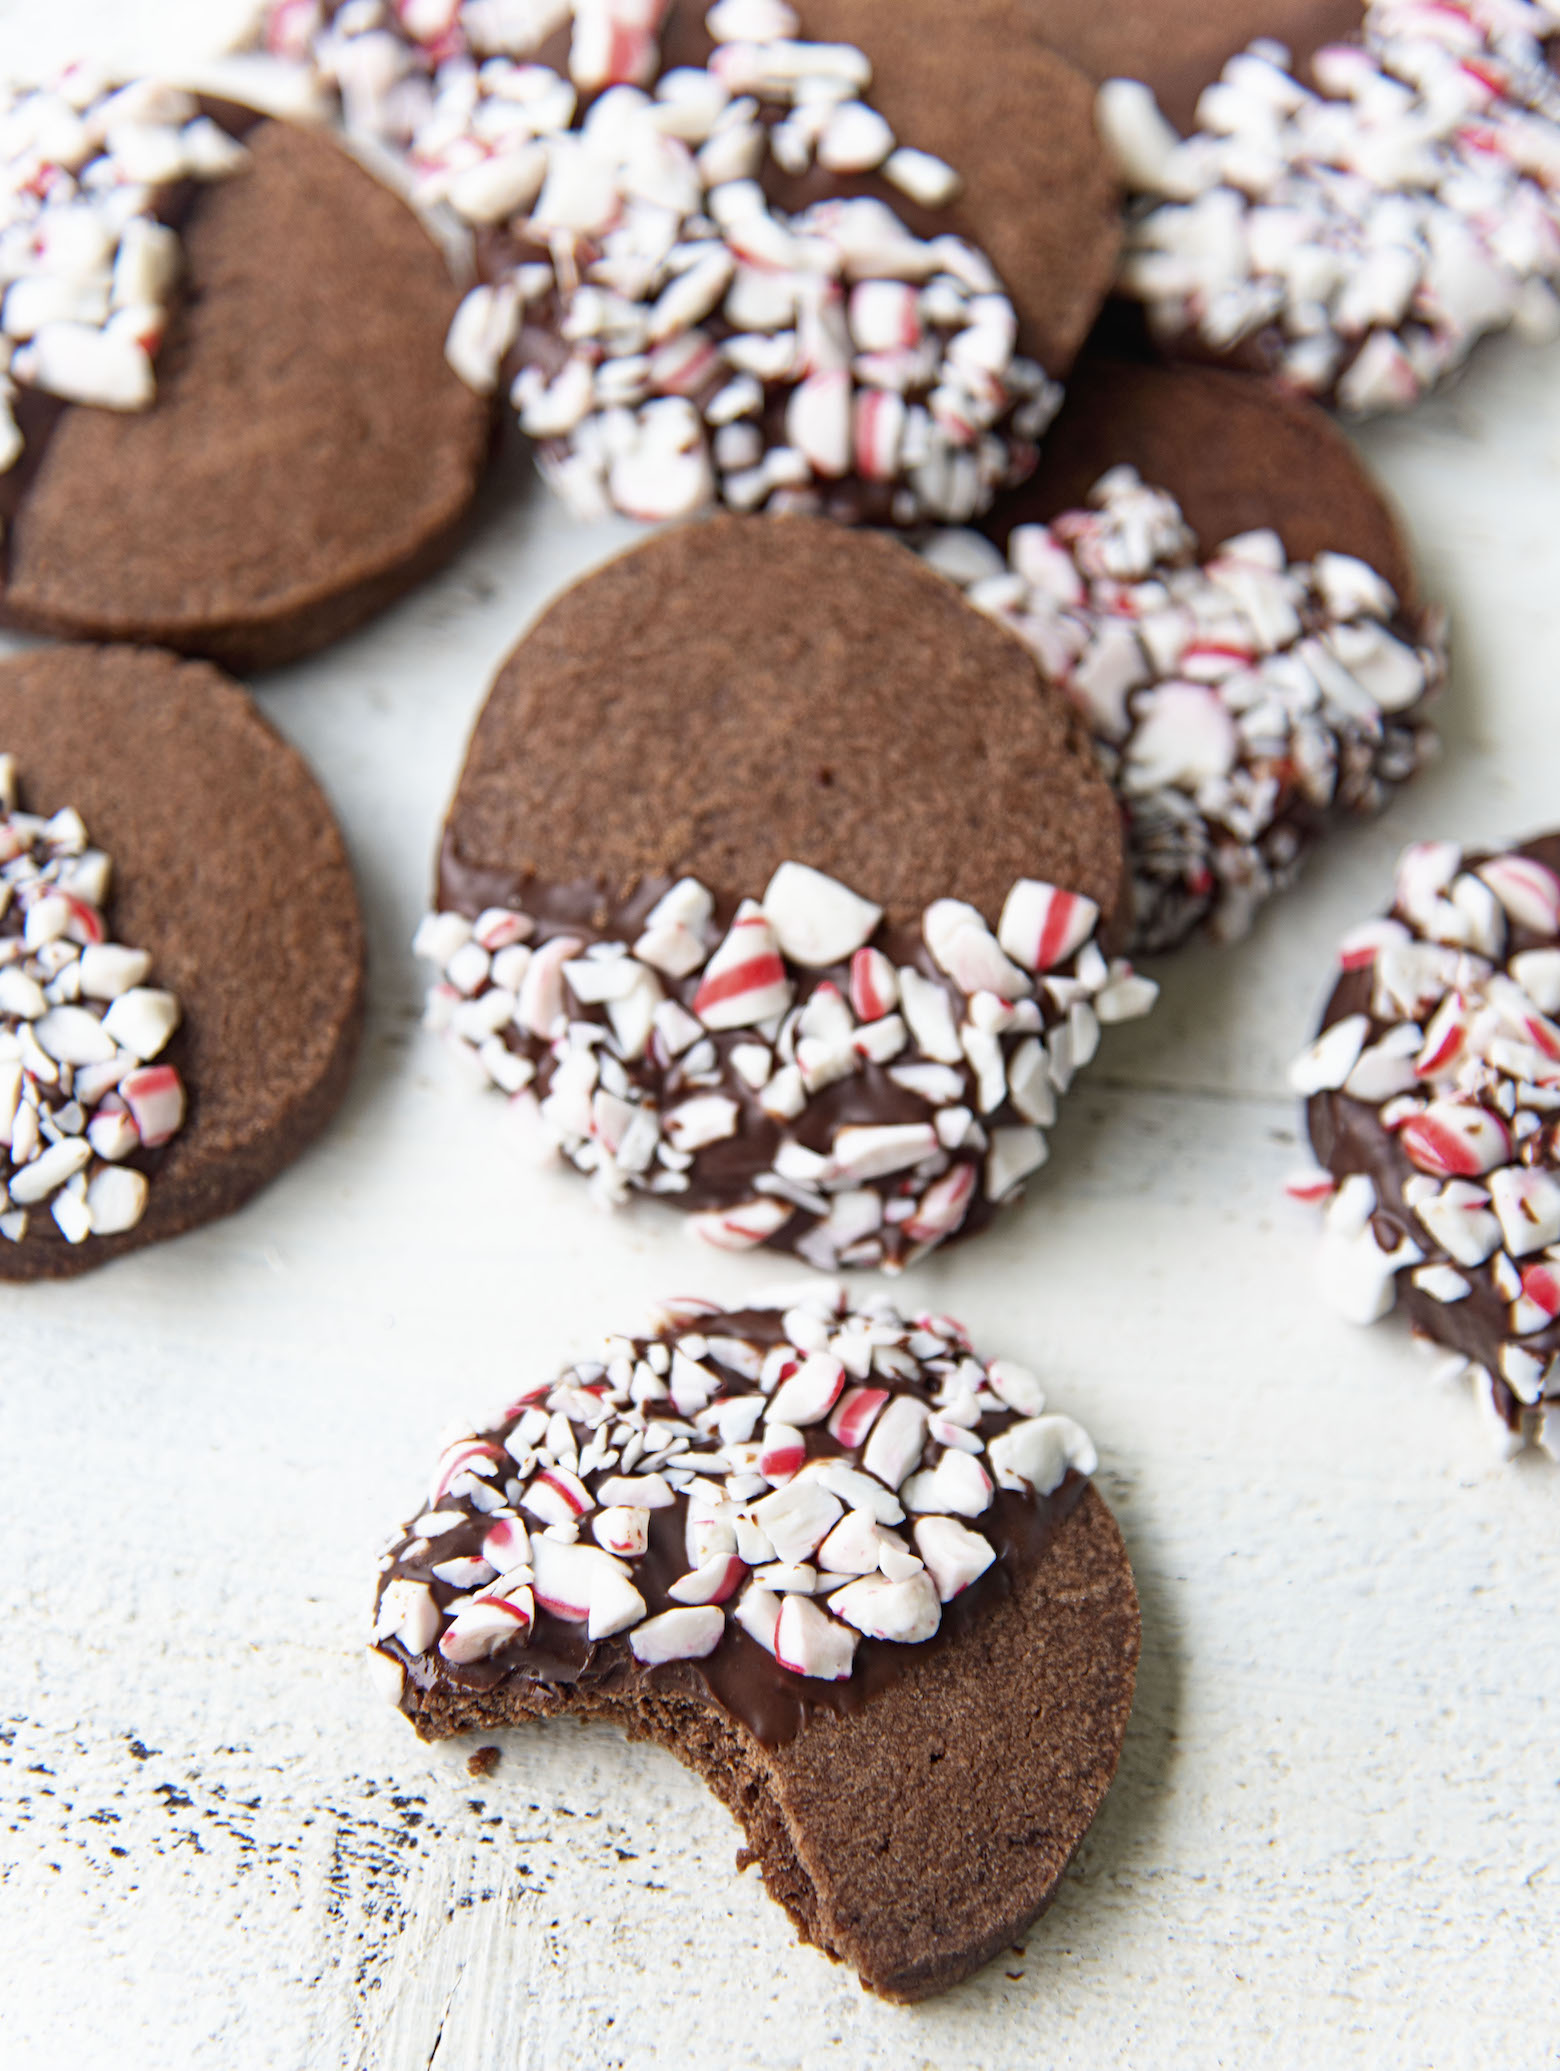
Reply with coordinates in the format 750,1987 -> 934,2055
379,1306 -> 1088,1748
1306,834 -> 1560,1430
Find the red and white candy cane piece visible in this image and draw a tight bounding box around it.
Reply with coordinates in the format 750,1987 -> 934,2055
518,934 -> 583,1038
629,1605 -> 725,1665
828,1385 -> 889,1450
667,1552 -> 746,1605
482,1514 -> 532,1572
861,1393 -> 929,1491
784,367 -> 851,477
998,879 -> 1101,974
691,1196 -> 794,1250
849,945 -> 897,1021
902,1160 -> 977,1247
733,1583 -> 782,1656
120,1064 -> 185,1148
758,1420 -> 807,1483
830,1570 -> 941,1644
774,1595 -> 856,1681
766,1351 -> 845,1426
1410,1181 -> 1502,1268
924,899 -> 1031,999
1338,917 -> 1411,971
853,388 -> 906,482
1416,992 -> 1471,1078
531,1538 -> 623,1624
438,1590 -> 534,1664
913,1515 -> 996,1601
520,1464 -> 594,1527
1487,1165 -> 1560,1257
592,1505 -> 650,1558
750,1477 -> 843,1565
1476,854 -> 1560,938
692,904 -> 792,1030
430,1436 -> 504,1505
1518,1262 -> 1560,1323
1285,1165 -> 1338,1205
473,907 -> 531,951
1399,1099 -> 1512,1178
761,861 -> 881,968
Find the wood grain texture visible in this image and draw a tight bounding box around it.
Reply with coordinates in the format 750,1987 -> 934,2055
3,8 -> 1560,2068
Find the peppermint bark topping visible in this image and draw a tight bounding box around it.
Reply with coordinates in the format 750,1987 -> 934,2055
1293,837 -> 1560,1456
0,72 -> 247,481
371,1292 -> 1097,1721
265,0 -> 1055,523
415,860 -> 1157,1268
1100,1 -> 1560,413
0,757 -> 187,1245
927,467 -> 1444,952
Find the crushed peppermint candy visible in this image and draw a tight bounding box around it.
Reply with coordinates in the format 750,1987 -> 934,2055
925,466 -> 1444,951
0,69 -> 248,485
371,1289 -> 1098,1726
415,858 -> 1157,1269
262,0 -> 1057,523
1100,1 -> 1560,412
0,755 -> 187,1246
1292,836 -> 1560,1457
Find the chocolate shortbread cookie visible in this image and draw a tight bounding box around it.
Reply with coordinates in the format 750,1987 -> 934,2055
270,0 -> 1119,527
926,358 -> 1444,949
0,644 -> 365,1278
1291,836 -> 1560,1458
371,1292 -> 1140,2001
417,514 -> 1159,1269
1,78 -> 490,674
1093,0 -> 1560,413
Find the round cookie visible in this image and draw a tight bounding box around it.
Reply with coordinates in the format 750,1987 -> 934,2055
0,644 -> 365,1278
924,356 -> 1443,950
271,0 -> 1119,527
1291,836 -> 1560,1459
418,514 -> 1158,1270
370,1293 -> 1141,2003
1092,1 -> 1560,413
2,108 -> 491,674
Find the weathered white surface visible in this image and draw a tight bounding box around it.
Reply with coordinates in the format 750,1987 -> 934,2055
2,9 -> 1559,2065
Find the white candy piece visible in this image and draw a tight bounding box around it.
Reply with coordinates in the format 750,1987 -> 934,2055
629,1606 -> 725,1664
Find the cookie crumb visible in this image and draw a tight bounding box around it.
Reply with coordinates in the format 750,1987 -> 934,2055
466,1745 -> 501,1779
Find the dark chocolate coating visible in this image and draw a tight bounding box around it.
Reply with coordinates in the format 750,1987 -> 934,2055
0,644 -> 366,1279
1,120 -> 492,676
1018,0 -> 1366,131
1306,835 -> 1560,1431
981,354 -> 1420,611
444,513 -> 1128,935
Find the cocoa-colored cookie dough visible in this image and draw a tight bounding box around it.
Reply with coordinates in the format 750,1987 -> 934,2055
448,514 -> 1126,931
2,119 -> 491,675
373,1298 -> 1141,2002
981,354 -> 1418,610
1020,0 -> 1364,129
0,644 -> 365,1278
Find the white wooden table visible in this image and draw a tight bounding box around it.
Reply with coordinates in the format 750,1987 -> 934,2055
3,10 -> 1558,2065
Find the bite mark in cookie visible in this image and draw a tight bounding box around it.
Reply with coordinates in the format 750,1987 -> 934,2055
372,1289 -> 1140,2000
1292,835 -> 1560,1458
